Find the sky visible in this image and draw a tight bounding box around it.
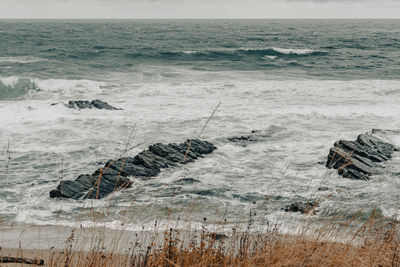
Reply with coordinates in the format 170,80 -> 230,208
0,0 -> 399,19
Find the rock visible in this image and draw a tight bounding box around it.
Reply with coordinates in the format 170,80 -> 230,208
173,178 -> 200,185
326,130 -> 398,180
209,233 -> 228,240
65,99 -> 122,110
50,139 -> 216,200
284,201 -> 319,214
227,130 -> 263,143
317,186 -> 329,191
227,126 -> 287,144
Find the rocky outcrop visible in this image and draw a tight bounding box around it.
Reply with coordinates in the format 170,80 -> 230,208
326,130 -> 399,180
67,99 -> 122,110
51,99 -> 122,110
173,178 -> 200,185
50,139 -> 216,200
283,201 -> 319,214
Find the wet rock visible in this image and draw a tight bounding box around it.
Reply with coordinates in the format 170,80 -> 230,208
326,130 -> 399,180
173,178 -> 200,185
227,126 -> 287,144
60,99 -> 122,110
283,201 -> 319,214
49,174 -> 131,200
209,233 -> 228,241
317,186 -> 329,191
50,139 -> 216,200
227,130 -> 263,143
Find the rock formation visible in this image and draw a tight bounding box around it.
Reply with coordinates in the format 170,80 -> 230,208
50,139 -> 216,200
283,201 -> 319,214
51,99 -> 122,110
326,130 -> 399,180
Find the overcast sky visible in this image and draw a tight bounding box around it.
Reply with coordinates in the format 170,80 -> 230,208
0,0 -> 399,19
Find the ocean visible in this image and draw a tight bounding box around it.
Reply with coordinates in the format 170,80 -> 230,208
1,19 -> 400,232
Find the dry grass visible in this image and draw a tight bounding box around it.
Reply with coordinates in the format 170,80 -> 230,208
2,212 -> 399,267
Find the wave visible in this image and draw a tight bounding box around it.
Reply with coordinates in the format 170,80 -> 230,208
0,56 -> 47,64
183,47 -> 323,56
238,47 -> 325,56
0,77 -> 105,100
0,77 -> 39,100
127,47 -> 326,61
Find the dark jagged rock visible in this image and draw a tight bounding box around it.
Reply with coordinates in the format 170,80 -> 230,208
283,201 -> 319,214
317,186 -> 329,191
65,99 -> 122,110
227,130 -> 263,143
173,177 -> 200,185
50,139 -> 216,200
326,130 -> 399,180
227,126 -> 287,144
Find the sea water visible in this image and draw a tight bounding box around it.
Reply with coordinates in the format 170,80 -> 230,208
1,19 -> 400,231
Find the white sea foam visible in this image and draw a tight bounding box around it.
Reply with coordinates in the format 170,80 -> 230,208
270,47 -> 315,55
0,56 -> 47,64
182,50 -> 198,54
2,77 -> 400,229
34,78 -> 105,95
179,47 -> 317,56
264,55 -> 277,60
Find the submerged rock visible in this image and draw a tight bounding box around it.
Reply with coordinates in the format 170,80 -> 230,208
326,130 -> 399,180
317,186 -> 329,191
172,177 -> 200,185
51,99 -> 122,110
68,99 -> 122,110
227,126 -> 287,144
50,139 -> 216,200
227,130 -> 262,143
284,201 -> 319,214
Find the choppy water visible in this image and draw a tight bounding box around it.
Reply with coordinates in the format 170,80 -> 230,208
1,20 -> 400,231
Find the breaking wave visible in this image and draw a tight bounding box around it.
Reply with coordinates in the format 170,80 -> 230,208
238,47 -> 320,55
0,77 -> 39,100
0,77 -> 105,100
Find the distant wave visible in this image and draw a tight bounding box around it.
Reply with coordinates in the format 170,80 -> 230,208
127,47 -> 326,61
0,77 -> 104,100
264,55 -> 277,60
238,47 -> 324,56
183,47 -> 322,56
0,56 -> 47,64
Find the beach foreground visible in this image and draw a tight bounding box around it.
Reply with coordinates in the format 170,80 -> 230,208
1,214 -> 400,266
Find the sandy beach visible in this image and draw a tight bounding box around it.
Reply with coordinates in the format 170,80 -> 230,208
0,223 -> 168,266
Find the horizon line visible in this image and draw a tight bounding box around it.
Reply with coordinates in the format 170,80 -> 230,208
1,17 -> 400,20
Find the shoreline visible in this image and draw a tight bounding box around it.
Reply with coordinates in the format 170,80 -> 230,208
1,219 -> 398,266
0,223 -> 167,251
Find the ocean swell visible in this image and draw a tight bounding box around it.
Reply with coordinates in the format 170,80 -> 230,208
0,77 -> 105,100
126,47 -> 326,61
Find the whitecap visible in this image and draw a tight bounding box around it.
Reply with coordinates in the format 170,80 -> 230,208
0,56 -> 47,64
264,55 -> 277,60
238,47 -> 316,55
270,47 -> 315,55
182,50 -> 199,54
